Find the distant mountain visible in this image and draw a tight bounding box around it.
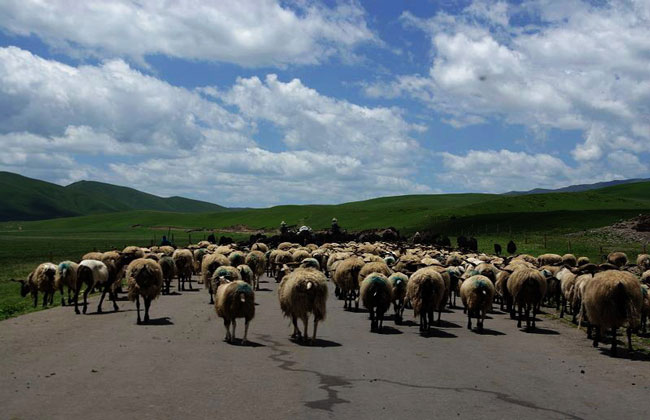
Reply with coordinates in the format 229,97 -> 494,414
0,171 -> 226,221
504,178 -> 650,195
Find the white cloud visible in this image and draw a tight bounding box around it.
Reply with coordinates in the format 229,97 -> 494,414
0,47 -> 430,206
367,0 -> 650,166
0,0 -> 376,67
439,148 -> 649,193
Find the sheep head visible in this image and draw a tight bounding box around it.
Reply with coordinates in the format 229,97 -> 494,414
11,278 -> 30,297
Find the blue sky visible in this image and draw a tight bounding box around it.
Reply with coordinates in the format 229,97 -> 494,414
0,0 -> 648,207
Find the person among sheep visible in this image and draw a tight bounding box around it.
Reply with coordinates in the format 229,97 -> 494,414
160,235 -> 172,246
331,217 -> 340,235
207,232 -> 216,244
280,221 -> 288,236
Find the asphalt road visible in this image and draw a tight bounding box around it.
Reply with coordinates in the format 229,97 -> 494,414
1,275 -> 648,419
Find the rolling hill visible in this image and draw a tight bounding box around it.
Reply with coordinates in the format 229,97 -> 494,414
7,181 -> 650,237
0,172 -> 225,221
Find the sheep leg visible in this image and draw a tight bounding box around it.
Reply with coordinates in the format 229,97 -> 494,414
427,308 -> 434,333
231,319 -> 237,343
60,284 -> 66,306
97,283 -> 111,313
42,292 -> 48,308
369,308 -> 376,332
110,290 -> 119,311
437,308 -> 442,326
419,312 -> 425,332
517,303 -> 522,328
223,319 -> 231,342
560,296 -> 565,318
479,308 -> 485,333
82,283 -> 91,314
143,297 -> 151,323
186,274 -> 193,291
467,310 -> 472,330
312,319 -> 318,344
592,326 -> 600,348
302,316 -> 309,343
379,310 -> 384,331
627,327 -> 633,351
136,296 -> 142,324
291,316 -> 300,339
49,292 -> 54,305
531,304 -> 537,330
611,327 -> 617,356
178,276 -> 182,292
242,319 -> 250,345
525,305 -> 531,330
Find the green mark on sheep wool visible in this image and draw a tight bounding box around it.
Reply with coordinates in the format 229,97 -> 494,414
236,283 -> 252,293
367,275 -> 386,285
473,277 -> 489,289
59,262 -> 70,271
467,270 -> 479,277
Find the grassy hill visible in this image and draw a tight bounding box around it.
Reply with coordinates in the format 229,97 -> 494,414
7,181 -> 650,235
0,172 -> 226,221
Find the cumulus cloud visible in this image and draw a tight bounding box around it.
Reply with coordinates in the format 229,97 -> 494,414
0,46 -> 430,206
367,0 -> 650,167
439,148 -> 649,193
0,0 -> 376,67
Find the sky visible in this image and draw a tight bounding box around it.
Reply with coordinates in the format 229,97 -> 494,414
0,0 -> 648,207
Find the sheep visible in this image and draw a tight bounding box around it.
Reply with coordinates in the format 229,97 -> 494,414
245,250 -> 266,291
538,253 -> 563,266
358,261 -> 393,286
54,261 -> 78,306
562,254 -> 577,267
445,253 -> 462,266
583,270 -> 643,356
573,273 -> 594,325
193,248 -> 209,275
159,245 -> 175,256
539,266 -> 561,309
406,267 -> 445,333
172,249 -> 194,291
556,267 -> 577,319
158,256 -> 176,295
251,242 -> 269,253
446,266 -> 464,308
211,266 -> 242,298
273,250 -> 293,282
12,263 -> 57,308
607,252 -> 628,268
507,268 -> 547,330
388,272 -> 409,324
300,257 -> 320,270
237,264 -> 254,286
81,252 -> 103,261
642,270 -> 650,285
495,270 -> 512,313
228,251 -> 246,267
292,249 -> 311,263
73,259 -> 113,315
278,242 -> 294,251
640,284 -> 649,334
126,258 -> 163,324
332,257 -> 364,310
460,275 -> 495,332
215,280 -> 255,345
326,252 -> 350,278
201,253 -> 230,303
360,273 -> 393,332
123,246 -> 146,259
637,254 -> 650,271
278,267 -> 328,343
577,256 -> 590,266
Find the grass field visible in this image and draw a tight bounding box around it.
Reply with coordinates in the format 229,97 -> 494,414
1,181 -> 649,319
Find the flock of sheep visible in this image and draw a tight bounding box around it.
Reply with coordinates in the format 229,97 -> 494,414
11,240 -> 650,355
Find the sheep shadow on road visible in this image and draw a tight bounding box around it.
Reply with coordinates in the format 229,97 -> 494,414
419,329 -> 457,339
472,328 -> 505,336
290,338 -> 342,348
227,339 -> 266,347
256,287 -> 273,292
142,317 -> 174,326
376,326 -> 403,335
436,319 -> 462,329
522,327 -> 559,335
